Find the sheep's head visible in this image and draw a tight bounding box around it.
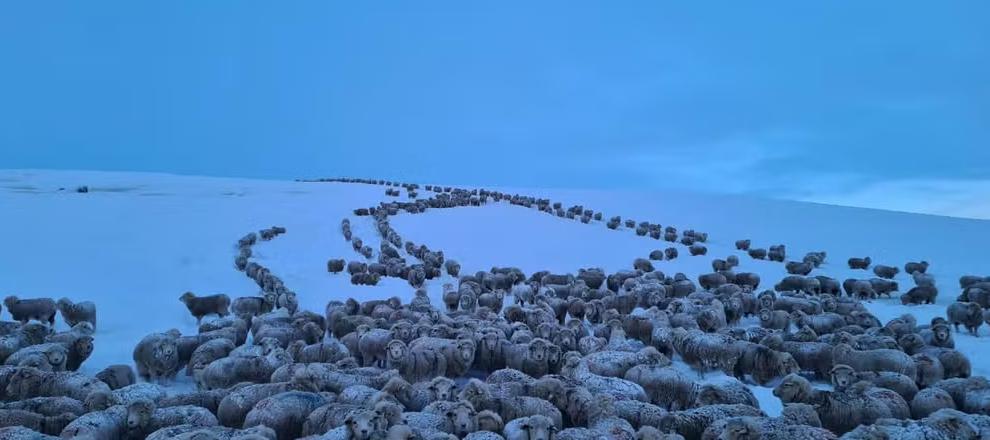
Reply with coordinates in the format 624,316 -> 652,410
477,409 -> 504,433
444,402 -> 477,438
829,364 -> 857,390
898,333 -> 925,354
44,345 -> 68,368
7,367 -> 42,398
153,339 -> 178,366
793,326 -> 818,342
126,399 -> 154,431
3,296 -> 18,309
373,400 -> 402,430
515,415 -> 555,440
74,336 -> 95,360
83,390 -> 110,412
458,379 -> 490,406
459,293 -> 477,311
386,340 -> 407,363
758,309 -> 773,323
345,409 -> 379,440
72,322 -> 96,335
456,339 -> 476,364
528,339 -> 549,363
933,324 -> 952,344
696,384 -> 727,406
179,292 -> 196,304
720,417 -> 760,440
773,374 -> 810,403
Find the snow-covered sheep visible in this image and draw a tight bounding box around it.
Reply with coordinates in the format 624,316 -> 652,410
735,239 -> 751,250
231,294 -> 276,320
179,292 -> 231,325
55,298 -> 96,330
133,331 -> 180,383
424,400 -> 479,438
2,297 -> 56,326
831,343 -> 916,380
95,365 -> 136,391
772,374 -> 908,435
458,379 -> 563,429
186,338 -> 235,377
0,409 -> 74,436
947,301 -> 983,335
659,404 -> 765,440
199,348 -> 293,390
244,391 -> 330,440
4,343 -> 67,371
386,340 -> 448,383
695,378 -> 759,408
873,264 -> 899,279
911,387 -> 956,419
624,364 -> 697,410
5,367 -> 110,402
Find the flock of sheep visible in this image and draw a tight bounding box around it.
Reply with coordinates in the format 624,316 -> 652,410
2,178 -> 990,439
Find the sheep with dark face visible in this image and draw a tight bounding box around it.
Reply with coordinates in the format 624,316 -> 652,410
55,298 -> 96,330
3,297 -> 56,326
179,293 -> 231,325
689,245 -> 708,256
947,301 -> 983,335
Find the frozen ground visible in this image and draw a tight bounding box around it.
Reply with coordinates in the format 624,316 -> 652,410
2,169 -> 989,413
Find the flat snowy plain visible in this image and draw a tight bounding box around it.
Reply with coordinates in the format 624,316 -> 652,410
2,169 -> 989,413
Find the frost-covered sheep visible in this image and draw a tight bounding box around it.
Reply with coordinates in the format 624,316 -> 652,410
624,364 -> 697,410
689,245 -> 708,256
95,365 -> 136,391
445,260 -> 461,278
848,257 -> 871,270
561,352 -> 648,402
4,343 -> 67,371
231,294 -> 276,320
458,379 -> 563,429
735,240 -> 751,251
584,347 -> 670,378
0,409 -> 73,436
409,337 -> 476,378
55,298 -> 96,330
5,367 -> 110,402
386,340 -> 448,383
424,400 -> 478,438
772,374 -> 907,435
133,331 -> 180,383
695,378 -> 759,408
358,328 -> 393,368
503,415 -> 555,440
901,285 -> 938,305
831,343 -> 916,380
186,338 -> 235,377
243,391 -> 330,440
947,301 -> 983,335
147,425 -> 278,440
701,416 -> 835,440
829,364 -> 918,402
659,404 -> 765,440
199,348 -> 293,390
179,292 -> 231,325
0,396 -> 86,418
124,399 -> 220,438
730,341 -> 799,386
3,297 -> 56,326
759,309 -> 789,331
911,387 -> 956,419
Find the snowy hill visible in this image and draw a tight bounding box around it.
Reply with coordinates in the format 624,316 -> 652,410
2,169 -> 989,412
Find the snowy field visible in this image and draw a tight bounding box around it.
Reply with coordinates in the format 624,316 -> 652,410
2,169 -> 989,413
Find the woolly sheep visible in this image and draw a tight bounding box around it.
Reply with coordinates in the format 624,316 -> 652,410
95,365 -> 136,391
831,343 -> 916,380
658,404 -> 765,440
5,367 -> 110,402
905,260 -> 930,274
734,240 -> 751,251
872,264 -> 899,279
199,348 -> 292,390
423,400 -> 478,437
4,343 -> 67,371
2,297 -> 56,326
186,338 -> 235,377
386,340 -> 448,383
179,293 -> 231,325
695,378 -> 759,408
911,387 -> 956,419
947,301 -> 983,335
624,364 -> 696,410
133,331 -> 181,383
243,391 -> 329,440
0,409 -> 73,436
55,298 -> 96,330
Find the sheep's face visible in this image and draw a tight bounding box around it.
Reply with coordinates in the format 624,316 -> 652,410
898,334 -> 925,353
391,323 -> 412,342
794,326 -> 817,342
457,340 -> 476,363
720,418 -> 757,440
480,332 -> 502,352
445,405 -> 477,437
179,292 -> 195,304
772,375 -> 808,403
126,401 -> 152,431
830,365 -> 856,390
696,385 -> 724,406
757,294 -> 774,310
477,411 -> 504,432
554,330 -> 575,351
386,341 -> 407,362
934,325 -> 951,344
346,410 -> 379,440
459,294 -> 477,311
459,380 -> 488,405
76,336 -> 95,359
153,341 -> 177,366
431,378 -> 457,401
518,417 -> 555,440
45,347 -> 67,368
528,340 -> 548,362
758,310 -> 773,323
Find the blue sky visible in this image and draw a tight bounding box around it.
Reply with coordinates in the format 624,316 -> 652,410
2,2 -> 988,218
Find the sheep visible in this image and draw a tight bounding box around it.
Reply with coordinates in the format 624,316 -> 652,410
58,403 -> 131,439
665,248 -> 679,260
734,240 -> 751,251
133,331 -> 181,383
624,364 -> 697,410
186,338 -> 235,378
2,297 -> 56,326
758,309 -> 789,331
831,343 -> 916,380
0,396 -> 86,418
157,389 -> 228,414
4,343 -> 68,371
95,365 -> 136,391
785,261 -> 813,276
243,391 -> 330,440
840,408 -> 980,439
689,245 -> 707,256
147,425 -> 278,440
5,367 -> 110,402
873,264 -> 899,279
199,348 -> 293,390
772,374 -> 908,435
561,352 -> 648,402
459,380 -> 562,429
829,364 -> 918,402
584,347 -> 670,378
695,377 -> 759,408
658,404 -> 765,440
911,387 -> 956,419
790,310 -> 844,335
358,328 -> 393,368
701,416 -> 836,440
179,292 -> 231,325
503,415 -> 555,440
767,245 -> 786,262
847,257 -> 871,270
905,260 -> 930,274
327,259 -> 346,274
730,341 -> 800,386
0,409 -> 74,436
386,340 -> 449,383
410,337 -> 476,378
122,399 -> 220,438
424,400 -> 478,438
901,285 -> 938,305
55,298 -> 96,329
947,301 -> 983,335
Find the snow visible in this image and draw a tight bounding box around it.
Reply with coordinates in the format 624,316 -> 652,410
2,169 -> 990,413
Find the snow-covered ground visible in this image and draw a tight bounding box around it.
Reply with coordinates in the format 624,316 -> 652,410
2,169 -> 989,413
